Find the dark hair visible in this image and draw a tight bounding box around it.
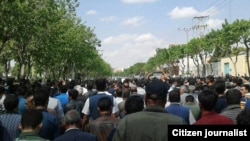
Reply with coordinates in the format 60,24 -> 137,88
233,78 -> 243,86
59,84 -> 68,93
21,109 -> 43,129
4,94 -> 19,111
214,79 -> 225,94
123,79 -> 129,84
206,75 -> 214,83
95,78 -> 107,91
68,89 -> 79,100
198,89 -> 218,111
33,87 -> 50,107
225,89 -> 241,105
185,95 -> 195,103
145,79 -> 168,99
168,89 -> 180,103
98,96 -> 113,111
236,110 -> 250,125
242,84 -> 250,92
87,80 -> 95,90
125,95 -> 144,115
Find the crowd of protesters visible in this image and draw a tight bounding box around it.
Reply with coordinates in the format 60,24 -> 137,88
0,73 -> 250,141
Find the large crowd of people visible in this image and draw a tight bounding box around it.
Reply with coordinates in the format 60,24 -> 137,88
0,73 -> 250,141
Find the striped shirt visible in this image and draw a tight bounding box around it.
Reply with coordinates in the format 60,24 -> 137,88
0,112 -> 21,141
220,104 -> 242,124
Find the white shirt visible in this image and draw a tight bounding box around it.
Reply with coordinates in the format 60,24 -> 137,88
82,91 -> 119,115
48,97 -> 64,122
0,94 -> 6,105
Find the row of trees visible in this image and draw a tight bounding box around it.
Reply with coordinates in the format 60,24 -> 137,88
0,0 -> 112,81
120,19 -> 250,78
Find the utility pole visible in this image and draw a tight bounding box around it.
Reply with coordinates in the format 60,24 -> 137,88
192,16 -> 209,38
178,27 -> 191,76
192,16 -> 209,76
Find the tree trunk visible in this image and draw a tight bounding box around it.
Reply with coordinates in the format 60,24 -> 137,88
244,42 -> 250,76
4,59 -> 10,79
199,53 -> 206,77
210,63 -> 213,75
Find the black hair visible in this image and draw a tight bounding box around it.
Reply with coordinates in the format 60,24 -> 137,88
21,109 -> 43,129
168,88 -> 181,103
95,78 -> 107,91
214,79 -> 225,94
236,110 -> 250,125
198,89 -> 218,111
145,79 -> 168,100
98,96 -> 113,111
125,95 -> 144,115
33,87 -> 49,107
185,95 -> 195,103
4,94 -> 19,111
225,89 -> 241,105
68,89 -> 79,100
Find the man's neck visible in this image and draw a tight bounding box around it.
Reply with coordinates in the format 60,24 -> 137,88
65,125 -> 79,132
99,111 -> 112,117
21,129 -> 38,133
35,106 -> 47,110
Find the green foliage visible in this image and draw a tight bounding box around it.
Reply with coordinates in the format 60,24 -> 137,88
125,18 -> 250,77
0,0 -> 111,80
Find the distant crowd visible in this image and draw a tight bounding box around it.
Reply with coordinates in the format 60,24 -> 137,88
0,73 -> 250,141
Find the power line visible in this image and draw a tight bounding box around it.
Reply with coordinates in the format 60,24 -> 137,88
178,27 -> 192,74
192,16 -> 209,38
164,0 -> 233,45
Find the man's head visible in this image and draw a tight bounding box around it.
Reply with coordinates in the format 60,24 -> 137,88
179,85 -> 190,94
123,79 -> 130,88
214,79 -> 226,95
232,78 -> 243,87
4,94 -> 19,112
198,89 -> 218,111
206,75 -> 214,85
145,79 -> 168,107
236,110 -> 250,125
168,89 -> 181,103
33,87 -> 50,108
97,96 -> 113,114
125,95 -> 144,115
185,95 -> 195,103
95,78 -> 108,91
225,89 -> 242,105
86,79 -> 95,91
240,84 -> 250,96
20,109 -> 43,132
64,109 -> 81,128
68,89 -> 79,100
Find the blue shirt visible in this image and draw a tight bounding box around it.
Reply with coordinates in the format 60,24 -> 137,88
38,110 -> 60,140
54,129 -> 97,141
165,103 -> 190,124
244,100 -> 250,110
0,112 -> 21,141
18,96 -> 26,115
89,94 -> 114,120
54,93 -> 69,108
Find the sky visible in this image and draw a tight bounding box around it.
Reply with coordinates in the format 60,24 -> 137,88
76,0 -> 250,70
